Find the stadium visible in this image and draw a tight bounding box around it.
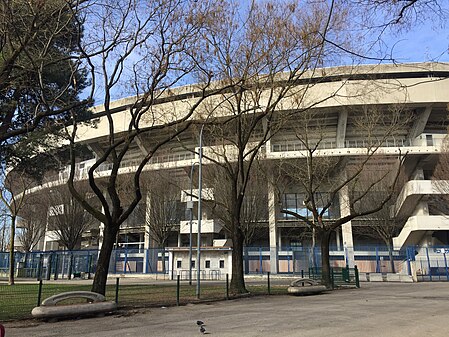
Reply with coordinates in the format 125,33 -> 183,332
9,62 -> 449,281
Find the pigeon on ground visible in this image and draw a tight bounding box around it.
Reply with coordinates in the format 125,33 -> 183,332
196,320 -> 207,334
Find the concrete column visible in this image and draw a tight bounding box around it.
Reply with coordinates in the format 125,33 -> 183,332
143,192 -> 157,273
412,201 -> 429,216
339,185 -> 355,268
336,110 -> 348,148
177,231 -> 182,248
98,223 -> 105,249
278,227 -> 282,249
143,192 -> 151,250
335,227 -> 341,251
268,181 -> 279,274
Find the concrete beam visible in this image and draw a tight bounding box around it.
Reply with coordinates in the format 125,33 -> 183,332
87,142 -> 108,161
408,106 -> 432,139
135,135 -> 150,156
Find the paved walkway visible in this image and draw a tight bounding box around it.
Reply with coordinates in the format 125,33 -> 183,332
4,282 -> 449,336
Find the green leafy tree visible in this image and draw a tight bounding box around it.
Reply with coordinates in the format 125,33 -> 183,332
0,0 -> 91,174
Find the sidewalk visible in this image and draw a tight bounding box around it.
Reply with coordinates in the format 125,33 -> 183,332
5,282 -> 449,337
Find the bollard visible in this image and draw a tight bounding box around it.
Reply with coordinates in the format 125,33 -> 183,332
176,275 -> 180,306
115,277 -> 120,304
226,274 -> 229,300
37,280 -> 43,307
267,272 -> 271,295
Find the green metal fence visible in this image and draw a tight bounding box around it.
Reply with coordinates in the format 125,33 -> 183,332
0,275 -> 293,321
308,266 -> 360,289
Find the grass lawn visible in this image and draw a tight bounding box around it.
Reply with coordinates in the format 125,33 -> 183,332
0,281 -> 288,321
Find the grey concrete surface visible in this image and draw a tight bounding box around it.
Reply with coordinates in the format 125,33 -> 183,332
4,282 -> 449,337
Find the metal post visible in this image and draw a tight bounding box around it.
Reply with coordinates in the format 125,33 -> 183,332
267,272 -> 271,295
46,253 -> 52,281
145,249 -> 149,274
355,265 -> 360,288
443,251 -> 449,281
115,277 -> 120,304
375,246 -> 380,273
87,253 -> 92,279
426,247 -> 432,281
37,279 -> 43,307
188,162 -> 197,286
37,254 -> 43,281
85,252 -> 90,275
196,125 -> 205,299
406,247 -> 412,276
114,249 -> 118,274
53,254 -> 59,280
226,274 -> 229,300
176,275 -> 180,306
123,245 -> 128,274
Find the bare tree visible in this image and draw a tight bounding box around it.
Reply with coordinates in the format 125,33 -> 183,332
140,172 -> 183,272
45,185 -> 97,251
17,201 -> 47,252
204,163 -> 268,247
277,106 -> 410,287
192,0 -> 350,294
0,169 -> 35,285
66,0 -> 228,295
355,169 -> 407,273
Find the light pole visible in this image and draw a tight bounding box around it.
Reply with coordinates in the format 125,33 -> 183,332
187,162 -> 198,286
196,124 -> 205,299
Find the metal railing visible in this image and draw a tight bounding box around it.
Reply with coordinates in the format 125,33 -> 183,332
271,138 -> 414,152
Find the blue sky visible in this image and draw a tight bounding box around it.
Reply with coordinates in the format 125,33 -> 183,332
383,23 -> 449,63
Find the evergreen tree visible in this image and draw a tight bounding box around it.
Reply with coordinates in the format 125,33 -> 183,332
0,0 -> 91,175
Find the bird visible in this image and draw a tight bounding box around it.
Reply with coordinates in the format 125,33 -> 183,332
196,320 -> 207,334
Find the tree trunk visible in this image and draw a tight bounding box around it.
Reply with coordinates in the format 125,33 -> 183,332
387,237 -> 395,273
320,230 -> 332,289
8,215 -> 16,285
91,225 -> 118,295
230,228 -> 247,294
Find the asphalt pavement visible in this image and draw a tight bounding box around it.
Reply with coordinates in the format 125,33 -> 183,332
4,282 -> 449,337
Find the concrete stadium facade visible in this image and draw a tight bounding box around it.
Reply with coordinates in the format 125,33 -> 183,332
18,62 -> 449,277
